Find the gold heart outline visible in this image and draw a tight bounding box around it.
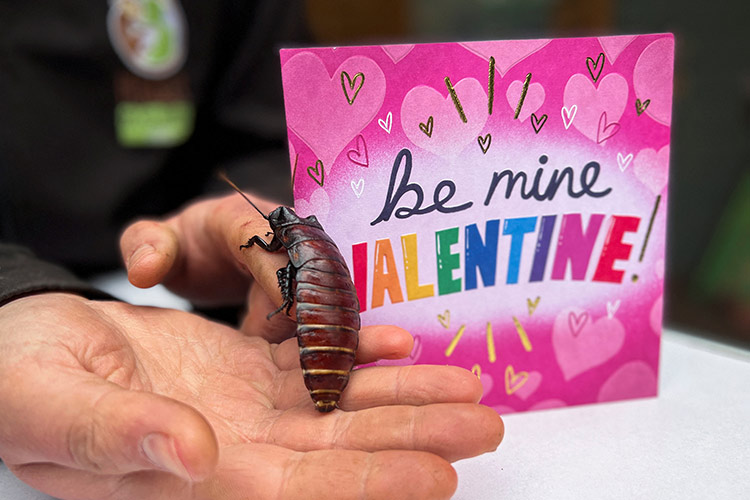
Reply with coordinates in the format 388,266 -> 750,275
341,71 -> 365,105
527,296 -> 540,316
635,98 -> 651,116
531,113 -> 548,134
505,365 -> 529,395
586,52 -> 605,82
477,134 -> 492,154
419,116 -> 434,138
306,159 -> 325,187
437,309 -> 450,329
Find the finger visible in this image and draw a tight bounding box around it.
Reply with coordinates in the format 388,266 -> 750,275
241,281 -> 297,343
273,363 -> 482,411
262,403 -> 504,463
2,370 -> 218,481
272,324 -> 414,370
120,219 -> 181,288
11,445 -> 458,500
119,195 -> 283,306
342,364 -> 483,409
211,194 -> 290,301
223,445 -> 457,500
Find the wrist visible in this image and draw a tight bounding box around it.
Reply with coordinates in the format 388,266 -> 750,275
0,244 -> 114,307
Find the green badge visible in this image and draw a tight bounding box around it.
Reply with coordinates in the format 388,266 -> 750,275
115,100 -> 194,147
108,1 -> 193,147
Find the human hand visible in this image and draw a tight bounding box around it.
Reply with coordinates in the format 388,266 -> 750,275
0,293 -> 503,500
120,192 -> 298,342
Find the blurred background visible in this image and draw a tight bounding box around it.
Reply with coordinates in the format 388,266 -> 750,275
298,0 -> 750,347
2,0 -> 747,346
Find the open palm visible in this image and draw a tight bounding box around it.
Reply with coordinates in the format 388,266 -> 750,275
0,293 -> 502,500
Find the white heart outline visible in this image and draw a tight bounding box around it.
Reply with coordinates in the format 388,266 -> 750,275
378,111 -> 393,134
351,178 -> 365,198
561,104 -> 577,129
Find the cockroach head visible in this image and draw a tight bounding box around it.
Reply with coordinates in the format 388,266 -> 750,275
268,206 -> 324,230
268,206 -> 299,229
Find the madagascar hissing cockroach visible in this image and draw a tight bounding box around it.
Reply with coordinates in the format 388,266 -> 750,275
220,173 -> 359,412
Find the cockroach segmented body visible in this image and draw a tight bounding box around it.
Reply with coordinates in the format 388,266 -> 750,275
221,174 -> 359,412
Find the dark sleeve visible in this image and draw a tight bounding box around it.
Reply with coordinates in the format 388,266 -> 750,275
0,243 -> 114,307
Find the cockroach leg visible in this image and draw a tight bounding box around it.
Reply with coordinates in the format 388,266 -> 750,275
240,234 -> 283,252
267,261 -> 296,319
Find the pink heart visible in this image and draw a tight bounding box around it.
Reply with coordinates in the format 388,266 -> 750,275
633,145 -> 669,195
597,111 -> 621,144
282,53 -> 385,173
563,73 -> 628,144
347,134 -> 369,167
376,334 -> 423,366
598,35 -> 637,64
382,44 -> 414,63
513,371 -> 542,401
633,36 -> 674,126
294,187 -> 330,224
461,39 -> 551,76
401,78 -> 488,158
553,307 -> 626,380
479,372 -> 494,398
506,80 -> 545,122
597,361 -> 657,403
568,311 -> 589,337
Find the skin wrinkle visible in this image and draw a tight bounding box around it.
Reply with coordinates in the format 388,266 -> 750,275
277,451 -> 304,500
66,386 -> 120,473
392,365 -> 410,407
329,408 -> 354,450
269,363 -> 289,410
409,406 -> 421,453
359,453 -> 374,500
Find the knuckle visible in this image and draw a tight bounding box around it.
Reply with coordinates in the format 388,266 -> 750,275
66,392 -> 116,472
128,219 -> 163,239
119,219 -> 161,249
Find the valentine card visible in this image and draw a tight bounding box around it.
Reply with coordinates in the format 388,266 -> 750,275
280,34 -> 673,413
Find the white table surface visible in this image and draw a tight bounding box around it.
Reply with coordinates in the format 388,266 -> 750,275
2,275 -> 748,499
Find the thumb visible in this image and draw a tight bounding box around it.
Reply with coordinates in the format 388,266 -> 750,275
4,374 -> 218,482
119,219 -> 181,288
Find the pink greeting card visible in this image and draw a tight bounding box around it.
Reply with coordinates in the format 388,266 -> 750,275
280,34 -> 674,413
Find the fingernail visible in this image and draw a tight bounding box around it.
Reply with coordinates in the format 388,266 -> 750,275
127,244 -> 154,269
141,432 -> 193,481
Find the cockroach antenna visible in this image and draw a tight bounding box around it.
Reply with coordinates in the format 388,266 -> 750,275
217,171 -> 269,221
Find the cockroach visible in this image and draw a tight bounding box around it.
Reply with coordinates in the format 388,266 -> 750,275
220,173 -> 359,412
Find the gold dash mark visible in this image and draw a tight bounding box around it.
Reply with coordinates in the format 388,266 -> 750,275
488,56 -> 496,115
290,153 -> 299,190
512,316 -> 533,352
444,77 -> 467,123
486,322 -> 497,363
445,325 -> 466,357
514,73 -> 532,120
639,195 -> 661,262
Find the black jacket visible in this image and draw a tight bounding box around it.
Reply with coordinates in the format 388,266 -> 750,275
0,0 -> 306,305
